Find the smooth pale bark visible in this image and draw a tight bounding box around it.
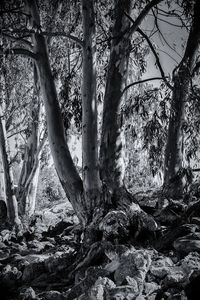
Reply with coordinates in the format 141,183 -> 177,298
82,0 -> 101,216
100,0 -> 132,191
0,106 -> 20,226
0,152 -> 6,202
17,86 -> 43,217
25,0 -> 86,224
99,0 -> 163,193
163,0 -> 200,198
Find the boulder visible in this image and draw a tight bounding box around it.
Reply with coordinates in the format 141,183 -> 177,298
180,252 -> 200,275
89,277 -> 116,300
40,290 -> 67,300
99,210 -> 130,240
18,287 -> 36,300
113,248 -> 152,297
1,229 -> 11,242
143,282 -> 160,300
150,256 -> 174,278
109,285 -> 141,300
173,233 -> 200,254
0,264 -> 22,292
22,260 -> 45,283
27,240 -> 54,253
162,267 -> 186,286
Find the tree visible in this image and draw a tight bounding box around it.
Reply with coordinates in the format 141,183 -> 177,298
163,0 -> 200,198
0,67 -> 20,226
1,0 -> 164,235
22,0 -> 161,237
17,65 -> 46,218
0,54 -> 45,225
0,152 -> 5,202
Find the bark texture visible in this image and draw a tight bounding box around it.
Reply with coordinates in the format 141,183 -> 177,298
99,0 -> 162,193
0,152 -> 5,202
0,107 -> 20,226
163,0 -> 200,198
100,0 -> 132,192
25,0 -> 86,224
17,76 -> 43,217
82,0 -> 101,218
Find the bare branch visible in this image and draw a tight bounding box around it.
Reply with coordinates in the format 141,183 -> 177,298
137,27 -> 173,90
2,33 -> 33,49
124,11 -> 173,90
7,129 -> 25,139
0,47 -> 37,59
43,31 -> 83,47
128,0 -> 164,36
2,29 -> 83,47
122,77 -> 168,95
151,8 -> 182,59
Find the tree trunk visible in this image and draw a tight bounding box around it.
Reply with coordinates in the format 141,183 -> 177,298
17,65 -> 44,218
100,0 -> 132,192
24,0 -> 162,240
0,107 -> 20,226
163,0 -> 200,198
17,101 -> 42,217
81,0 -> 101,219
25,0 -> 86,225
0,152 -> 6,202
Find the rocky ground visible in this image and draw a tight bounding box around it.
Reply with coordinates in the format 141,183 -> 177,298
0,192 -> 200,300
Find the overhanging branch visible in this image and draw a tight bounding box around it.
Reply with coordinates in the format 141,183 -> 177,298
128,0 -> 164,36
2,29 -> 83,47
122,76 -> 168,95
43,32 -> 83,47
0,47 -> 37,59
136,27 -> 173,90
124,11 -> 173,91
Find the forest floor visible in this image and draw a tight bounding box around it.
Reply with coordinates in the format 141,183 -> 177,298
0,189 -> 200,300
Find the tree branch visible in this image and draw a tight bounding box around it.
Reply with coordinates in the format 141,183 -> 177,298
43,31 -> 83,47
128,0 -> 164,36
0,47 -> 37,59
122,77 -> 168,95
2,29 -> 83,47
124,11 -> 173,90
136,27 -> 173,90
2,33 -> 33,49
7,129 -> 25,139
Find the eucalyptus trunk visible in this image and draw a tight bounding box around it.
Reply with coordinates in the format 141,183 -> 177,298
24,0 -> 162,238
0,107 -> 20,226
0,152 -> 5,202
100,0 -> 132,193
25,0 -> 85,224
17,86 -> 43,218
163,0 -> 200,198
82,0 -> 101,219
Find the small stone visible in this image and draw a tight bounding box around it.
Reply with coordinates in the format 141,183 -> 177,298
191,217 -> 200,226
150,256 -> 174,278
41,290 -> 67,300
0,248 -> 10,260
173,233 -> 200,254
163,270 -> 186,286
144,282 -> 160,297
180,252 -> 200,274
90,277 -> 116,300
109,285 -> 140,300
114,248 -> 152,296
1,229 -> 10,242
19,287 -> 36,300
